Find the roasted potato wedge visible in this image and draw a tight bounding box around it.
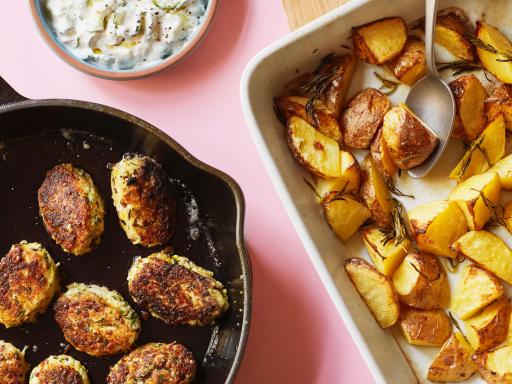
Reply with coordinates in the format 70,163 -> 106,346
474,345 -> 512,384
314,54 -> 357,116
370,129 -> 397,178
449,147 -> 490,183
315,151 -> 361,202
451,265 -> 504,320
323,197 -> 371,241
386,36 -> 426,86
345,258 -> 399,328
427,331 -> 477,382
481,114 -> 506,165
341,88 -> 390,149
282,54 -> 356,117
352,17 -> 408,65
476,21 -> 512,84
488,154 -> 512,190
399,306 -> 452,346
275,96 -> 342,142
359,156 -> 392,226
448,172 -> 501,231
435,9 -> 475,62
450,113 -> 505,181
382,104 -> 439,169
392,253 -> 450,310
287,116 -> 341,179
452,231 -> 512,285
464,296 -> 511,352
450,74 -> 488,141
408,200 -> 468,258
485,84 -> 512,131
360,227 -> 410,276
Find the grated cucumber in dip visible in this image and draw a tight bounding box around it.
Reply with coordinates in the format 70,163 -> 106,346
44,0 -> 208,70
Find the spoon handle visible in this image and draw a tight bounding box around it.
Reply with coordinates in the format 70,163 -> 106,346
424,0 -> 439,76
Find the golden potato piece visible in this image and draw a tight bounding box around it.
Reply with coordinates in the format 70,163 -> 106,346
399,306 -> 452,346
275,96 -> 342,142
314,151 -> 361,202
341,88 -> 390,149
488,154 -> 512,190
386,36 -> 426,86
428,331 -> 477,382
345,258 -> 399,328
450,74 -> 488,141
452,231 -> 512,285
450,114 -> 505,181
465,296 -> 511,352
408,200 -> 467,258
359,155 -> 392,227
360,227 -> 409,277
323,197 -> 371,241
435,9 -> 475,62
451,265 -> 503,320
476,21 -> 512,84
485,84 -> 512,131
314,54 -> 356,116
392,253 -> 450,310
352,17 -> 408,65
449,143 -> 489,182
448,172 -> 502,231
370,129 -> 397,178
474,345 -> 512,384
287,116 -> 341,179
282,54 -> 356,117
382,104 -> 439,169
482,114 -> 506,165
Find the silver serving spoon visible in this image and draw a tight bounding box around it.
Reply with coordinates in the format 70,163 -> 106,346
406,0 -> 456,179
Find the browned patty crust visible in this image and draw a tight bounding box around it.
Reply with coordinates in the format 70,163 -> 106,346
38,163 -> 105,256
107,342 -> 196,384
0,242 -> 59,328
0,341 -> 29,384
128,251 -> 229,326
54,284 -> 140,356
29,355 -> 89,384
111,153 -> 176,247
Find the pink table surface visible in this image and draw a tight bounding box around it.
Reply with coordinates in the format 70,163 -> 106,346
0,2 -> 375,383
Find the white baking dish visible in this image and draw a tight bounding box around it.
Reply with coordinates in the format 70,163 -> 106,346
241,0 -> 512,383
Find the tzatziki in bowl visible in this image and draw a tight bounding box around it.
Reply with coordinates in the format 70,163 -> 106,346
31,0 -> 218,79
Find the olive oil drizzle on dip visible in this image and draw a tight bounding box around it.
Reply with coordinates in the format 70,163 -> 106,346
44,0 -> 208,70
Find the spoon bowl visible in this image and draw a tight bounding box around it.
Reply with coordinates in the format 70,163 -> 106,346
406,0 -> 456,178
406,75 -> 456,178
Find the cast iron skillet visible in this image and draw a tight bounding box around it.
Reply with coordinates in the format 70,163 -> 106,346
0,76 -> 251,383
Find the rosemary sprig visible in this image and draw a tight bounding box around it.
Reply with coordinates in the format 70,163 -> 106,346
472,188 -> 507,228
457,135 -> 485,179
327,182 -> 354,203
448,254 -> 465,271
465,31 -> 512,63
448,311 -> 470,343
303,178 -> 321,199
373,72 -> 400,95
409,17 -> 424,31
437,61 -> 485,76
384,174 -> 414,199
380,199 -> 418,251
296,66 -> 335,127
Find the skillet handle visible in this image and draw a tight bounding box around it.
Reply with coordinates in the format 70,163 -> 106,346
0,76 -> 27,106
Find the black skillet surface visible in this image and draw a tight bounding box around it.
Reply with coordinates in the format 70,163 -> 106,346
0,77 -> 251,383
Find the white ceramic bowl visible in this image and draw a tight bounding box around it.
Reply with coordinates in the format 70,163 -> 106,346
30,0 -> 219,80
